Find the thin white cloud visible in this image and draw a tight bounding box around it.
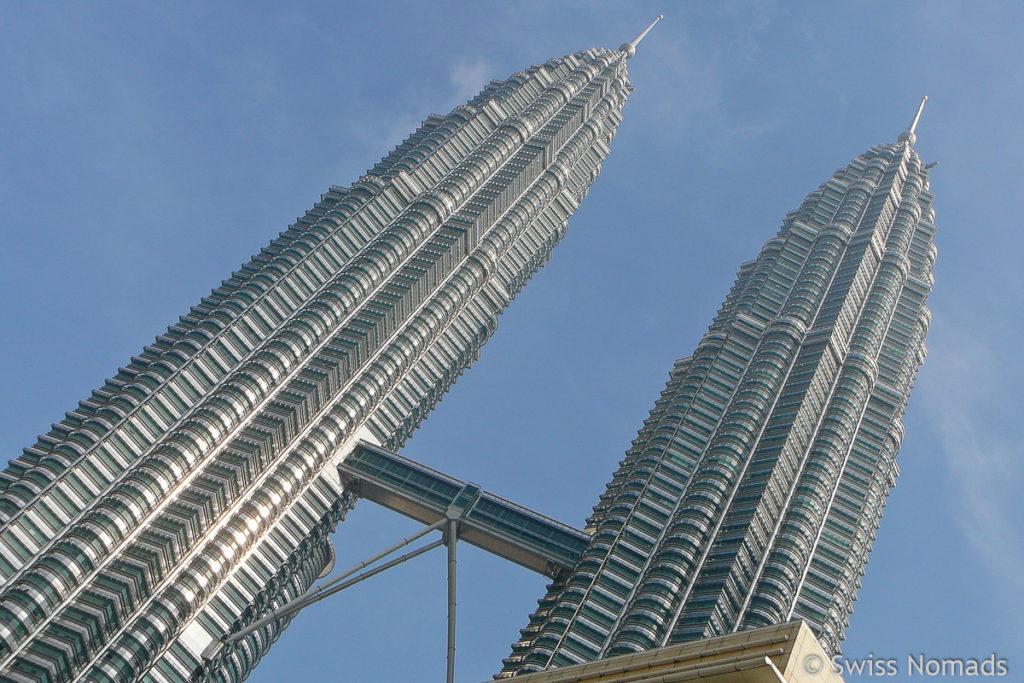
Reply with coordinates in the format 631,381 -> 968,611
449,60 -> 491,108
628,1 -> 785,159
327,59 -> 492,182
920,327 -> 1024,600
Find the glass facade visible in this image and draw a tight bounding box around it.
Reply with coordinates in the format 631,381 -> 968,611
502,130 -> 937,674
0,44 -> 638,682
339,442 -> 589,577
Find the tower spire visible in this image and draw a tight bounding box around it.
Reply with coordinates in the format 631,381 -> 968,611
0,37 -> 642,682
620,14 -> 664,59
899,95 -> 928,146
501,106 -> 940,675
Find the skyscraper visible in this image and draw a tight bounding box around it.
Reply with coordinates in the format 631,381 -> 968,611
0,33 -> 647,682
501,101 -> 937,674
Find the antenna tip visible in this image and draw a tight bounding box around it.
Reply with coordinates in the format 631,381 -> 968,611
621,14 -> 664,59
899,95 -> 930,146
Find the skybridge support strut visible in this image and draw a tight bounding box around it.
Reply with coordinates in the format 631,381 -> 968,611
224,520 -> 447,644
446,517 -> 458,683
216,442 -> 590,680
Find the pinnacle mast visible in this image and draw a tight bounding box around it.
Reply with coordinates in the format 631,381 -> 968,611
620,14 -> 664,59
909,95 -> 928,136
899,95 -> 929,145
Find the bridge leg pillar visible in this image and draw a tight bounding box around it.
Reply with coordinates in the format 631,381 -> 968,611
446,519 -> 458,683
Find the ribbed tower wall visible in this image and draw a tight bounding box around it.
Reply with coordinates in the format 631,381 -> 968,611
503,136 -> 937,674
0,47 -> 636,683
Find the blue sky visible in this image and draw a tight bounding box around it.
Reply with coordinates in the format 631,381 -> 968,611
1,2 -> 1021,681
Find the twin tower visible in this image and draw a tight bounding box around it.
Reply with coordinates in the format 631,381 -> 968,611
0,19 -> 936,683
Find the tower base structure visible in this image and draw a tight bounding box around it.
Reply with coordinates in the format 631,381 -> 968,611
500,621 -> 843,683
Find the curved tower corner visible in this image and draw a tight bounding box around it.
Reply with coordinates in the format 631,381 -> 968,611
501,115 -> 938,675
0,44 -> 640,683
